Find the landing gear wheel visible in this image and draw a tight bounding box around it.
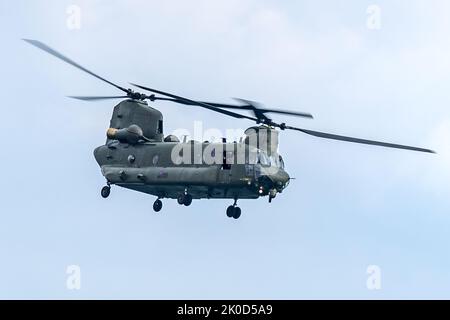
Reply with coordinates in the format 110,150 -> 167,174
183,194 -> 192,206
177,193 -> 193,206
233,207 -> 242,219
226,206 -> 234,218
101,186 -> 110,198
177,194 -> 185,205
226,205 -> 241,219
153,199 -> 163,212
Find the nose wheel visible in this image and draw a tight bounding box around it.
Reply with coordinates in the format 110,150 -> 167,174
227,199 -> 241,219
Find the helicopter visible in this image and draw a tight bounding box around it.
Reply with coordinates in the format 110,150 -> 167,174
24,39 -> 435,219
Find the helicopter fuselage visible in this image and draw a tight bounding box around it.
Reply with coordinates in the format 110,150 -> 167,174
94,141 -> 290,201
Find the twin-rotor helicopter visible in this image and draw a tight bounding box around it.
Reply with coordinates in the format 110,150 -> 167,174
24,39 -> 434,219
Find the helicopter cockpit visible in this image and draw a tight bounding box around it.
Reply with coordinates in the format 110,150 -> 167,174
247,148 -> 285,169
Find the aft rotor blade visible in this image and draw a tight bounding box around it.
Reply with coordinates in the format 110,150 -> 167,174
68,95 -> 129,101
147,97 -> 313,119
148,97 -> 244,108
23,39 -> 128,94
233,97 -> 313,121
130,83 -> 259,122
252,107 -> 313,119
285,125 -> 435,153
204,102 -> 313,119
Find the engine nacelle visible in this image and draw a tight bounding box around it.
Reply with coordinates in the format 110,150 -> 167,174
108,99 -> 164,142
106,124 -> 145,145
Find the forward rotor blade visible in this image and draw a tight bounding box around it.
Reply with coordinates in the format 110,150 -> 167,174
68,95 -> 129,101
285,125 -> 435,153
130,83 -> 259,122
23,39 -> 128,94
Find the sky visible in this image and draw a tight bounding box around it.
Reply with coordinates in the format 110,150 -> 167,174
0,0 -> 449,299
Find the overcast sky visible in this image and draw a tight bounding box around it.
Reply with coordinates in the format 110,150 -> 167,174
1,0 -> 450,299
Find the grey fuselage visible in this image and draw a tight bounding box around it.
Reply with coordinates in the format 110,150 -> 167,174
93,100 -> 290,200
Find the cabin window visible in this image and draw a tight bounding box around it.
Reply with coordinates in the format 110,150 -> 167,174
152,154 -> 159,166
157,120 -> 163,134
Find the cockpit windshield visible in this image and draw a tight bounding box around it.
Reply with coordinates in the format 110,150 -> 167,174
246,148 -> 284,168
279,155 -> 285,169
269,155 -> 280,167
258,151 -> 270,166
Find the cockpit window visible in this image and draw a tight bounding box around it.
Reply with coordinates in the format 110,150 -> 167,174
258,151 -> 270,166
279,155 -> 285,169
270,155 -> 280,167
